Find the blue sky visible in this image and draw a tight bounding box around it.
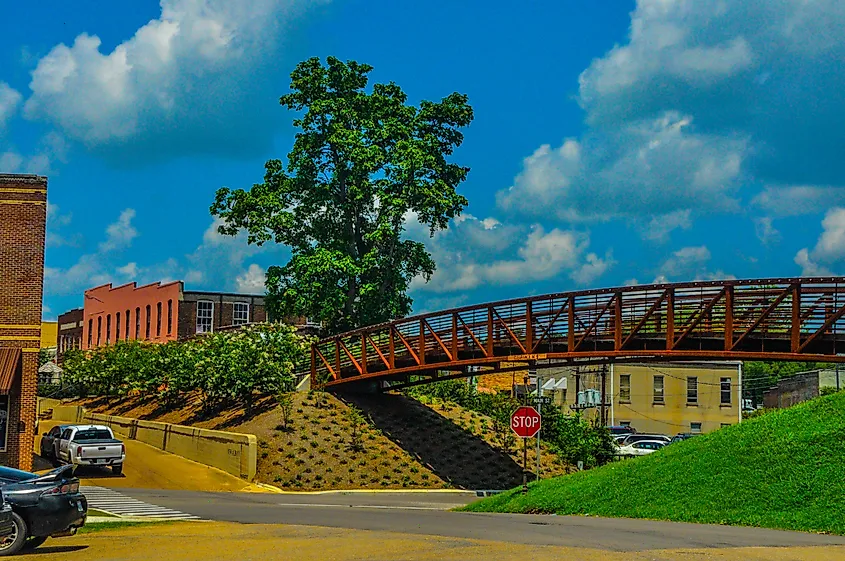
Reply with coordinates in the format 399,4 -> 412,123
2,0 -> 844,320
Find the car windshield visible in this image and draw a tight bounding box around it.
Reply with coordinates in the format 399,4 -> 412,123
73,429 -> 113,441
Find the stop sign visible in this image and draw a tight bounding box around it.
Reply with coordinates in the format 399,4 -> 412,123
511,406 -> 541,438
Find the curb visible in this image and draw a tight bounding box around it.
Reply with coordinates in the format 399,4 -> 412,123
251,487 -> 481,496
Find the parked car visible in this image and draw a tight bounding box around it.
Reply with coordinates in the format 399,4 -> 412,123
0,465 -> 87,555
38,424 -> 71,463
617,440 -> 667,457
54,425 -> 126,475
612,435 -> 628,446
619,433 -> 671,446
608,425 -> 636,436
670,433 -> 698,443
0,491 -> 14,543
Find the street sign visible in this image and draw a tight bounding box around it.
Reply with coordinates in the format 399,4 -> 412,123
511,406 -> 541,438
530,396 -> 552,406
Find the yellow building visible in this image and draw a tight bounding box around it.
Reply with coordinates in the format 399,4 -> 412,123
40,321 -> 58,351
477,361 -> 741,436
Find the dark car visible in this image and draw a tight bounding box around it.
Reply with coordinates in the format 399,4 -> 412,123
608,425 -> 636,436
39,424 -> 70,463
670,433 -> 698,443
0,465 -> 87,556
0,492 -> 14,540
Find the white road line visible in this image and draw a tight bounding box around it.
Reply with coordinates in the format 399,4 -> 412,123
275,503 -> 447,510
81,486 -> 201,520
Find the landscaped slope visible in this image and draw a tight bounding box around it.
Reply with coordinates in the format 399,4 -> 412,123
72,390 -> 565,490
462,392 -> 845,535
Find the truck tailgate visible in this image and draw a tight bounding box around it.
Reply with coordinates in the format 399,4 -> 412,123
77,442 -> 122,459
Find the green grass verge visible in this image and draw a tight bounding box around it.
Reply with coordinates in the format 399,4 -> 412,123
460,391 -> 845,535
77,520 -> 175,534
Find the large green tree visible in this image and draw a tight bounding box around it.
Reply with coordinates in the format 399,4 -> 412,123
211,57 -> 473,333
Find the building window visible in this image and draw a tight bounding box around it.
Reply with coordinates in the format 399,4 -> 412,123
653,375 -> 664,404
125,310 -> 130,340
197,301 -> 214,333
97,317 -> 102,346
106,315 -> 111,345
619,374 -> 631,402
88,320 -> 93,347
233,302 -> 250,325
167,300 -> 173,335
721,377 -> 731,405
620,421 -> 631,428
115,312 -> 121,344
135,308 -> 141,339
156,302 -> 162,337
0,395 -> 8,451
687,376 -> 698,404
690,422 -> 702,434
145,305 -> 151,339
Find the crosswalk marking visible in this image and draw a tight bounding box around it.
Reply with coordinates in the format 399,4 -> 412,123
81,486 -> 201,520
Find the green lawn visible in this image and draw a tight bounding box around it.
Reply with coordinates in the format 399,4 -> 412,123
78,520 -> 174,534
460,391 -> 845,535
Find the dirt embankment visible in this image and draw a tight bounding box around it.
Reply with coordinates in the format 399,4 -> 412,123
73,390 -> 567,491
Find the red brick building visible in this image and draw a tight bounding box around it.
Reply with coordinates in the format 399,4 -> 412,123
56,308 -> 83,364
0,174 -> 47,470
78,281 -> 269,349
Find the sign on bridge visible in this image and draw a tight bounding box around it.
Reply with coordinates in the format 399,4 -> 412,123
511,406 -> 541,439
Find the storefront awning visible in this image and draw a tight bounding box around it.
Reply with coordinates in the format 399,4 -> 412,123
0,348 -> 21,393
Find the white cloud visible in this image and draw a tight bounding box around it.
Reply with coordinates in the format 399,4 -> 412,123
504,0 -> 845,228
794,248 -> 833,277
753,216 -> 781,246
0,82 -> 21,131
99,209 -> 138,252
656,245 -> 732,282
410,216 -> 613,293
752,185 -> 845,217
794,207 -> 845,275
570,251 -> 615,286
497,112 -> 745,225
46,203 -> 77,248
0,132 -> 69,175
235,264 -> 266,294
23,0 -> 319,162
642,209 -> 692,242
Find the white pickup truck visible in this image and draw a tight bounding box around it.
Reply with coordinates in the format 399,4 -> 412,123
53,425 -> 126,475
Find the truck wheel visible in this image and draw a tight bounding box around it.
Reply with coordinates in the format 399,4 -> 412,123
23,536 -> 47,550
0,512 -> 29,556
112,464 -> 123,475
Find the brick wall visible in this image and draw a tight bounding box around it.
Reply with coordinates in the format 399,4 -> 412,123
0,174 -> 47,470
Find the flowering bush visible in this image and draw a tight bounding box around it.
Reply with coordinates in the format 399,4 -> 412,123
62,323 -> 311,409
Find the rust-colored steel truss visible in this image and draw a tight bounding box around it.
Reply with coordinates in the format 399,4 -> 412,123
309,278 -> 845,390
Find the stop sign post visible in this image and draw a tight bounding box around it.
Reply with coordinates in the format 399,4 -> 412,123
511,406 -> 541,438
512,405 -> 541,495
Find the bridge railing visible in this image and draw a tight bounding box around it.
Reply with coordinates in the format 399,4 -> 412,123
311,278 -> 845,387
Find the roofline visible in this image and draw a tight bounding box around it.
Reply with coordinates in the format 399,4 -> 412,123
183,290 -> 265,299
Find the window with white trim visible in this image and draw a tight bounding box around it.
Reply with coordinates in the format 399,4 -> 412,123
197,301 -> 214,333
233,302 -> 250,325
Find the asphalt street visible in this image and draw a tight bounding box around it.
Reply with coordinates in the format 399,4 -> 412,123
115,488 -> 845,552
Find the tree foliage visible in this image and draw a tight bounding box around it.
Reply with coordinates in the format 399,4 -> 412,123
62,323 -> 311,409
211,57 -> 474,333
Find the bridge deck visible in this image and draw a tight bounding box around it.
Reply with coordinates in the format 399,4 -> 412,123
309,278 -> 845,389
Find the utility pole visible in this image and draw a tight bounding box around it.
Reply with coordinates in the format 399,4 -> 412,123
600,363 -> 608,426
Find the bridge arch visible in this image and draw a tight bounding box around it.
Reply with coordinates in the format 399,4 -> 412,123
309,277 -> 845,390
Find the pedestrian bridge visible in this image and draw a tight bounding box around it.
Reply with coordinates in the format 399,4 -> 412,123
309,277 -> 845,389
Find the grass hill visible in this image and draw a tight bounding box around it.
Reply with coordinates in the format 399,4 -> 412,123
462,391 -> 845,535
72,390 -> 568,490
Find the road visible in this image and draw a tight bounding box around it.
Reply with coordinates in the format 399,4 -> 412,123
34,420 -> 266,492
114,488 -> 845,552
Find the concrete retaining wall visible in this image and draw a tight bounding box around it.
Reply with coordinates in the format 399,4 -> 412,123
41,399 -> 257,480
